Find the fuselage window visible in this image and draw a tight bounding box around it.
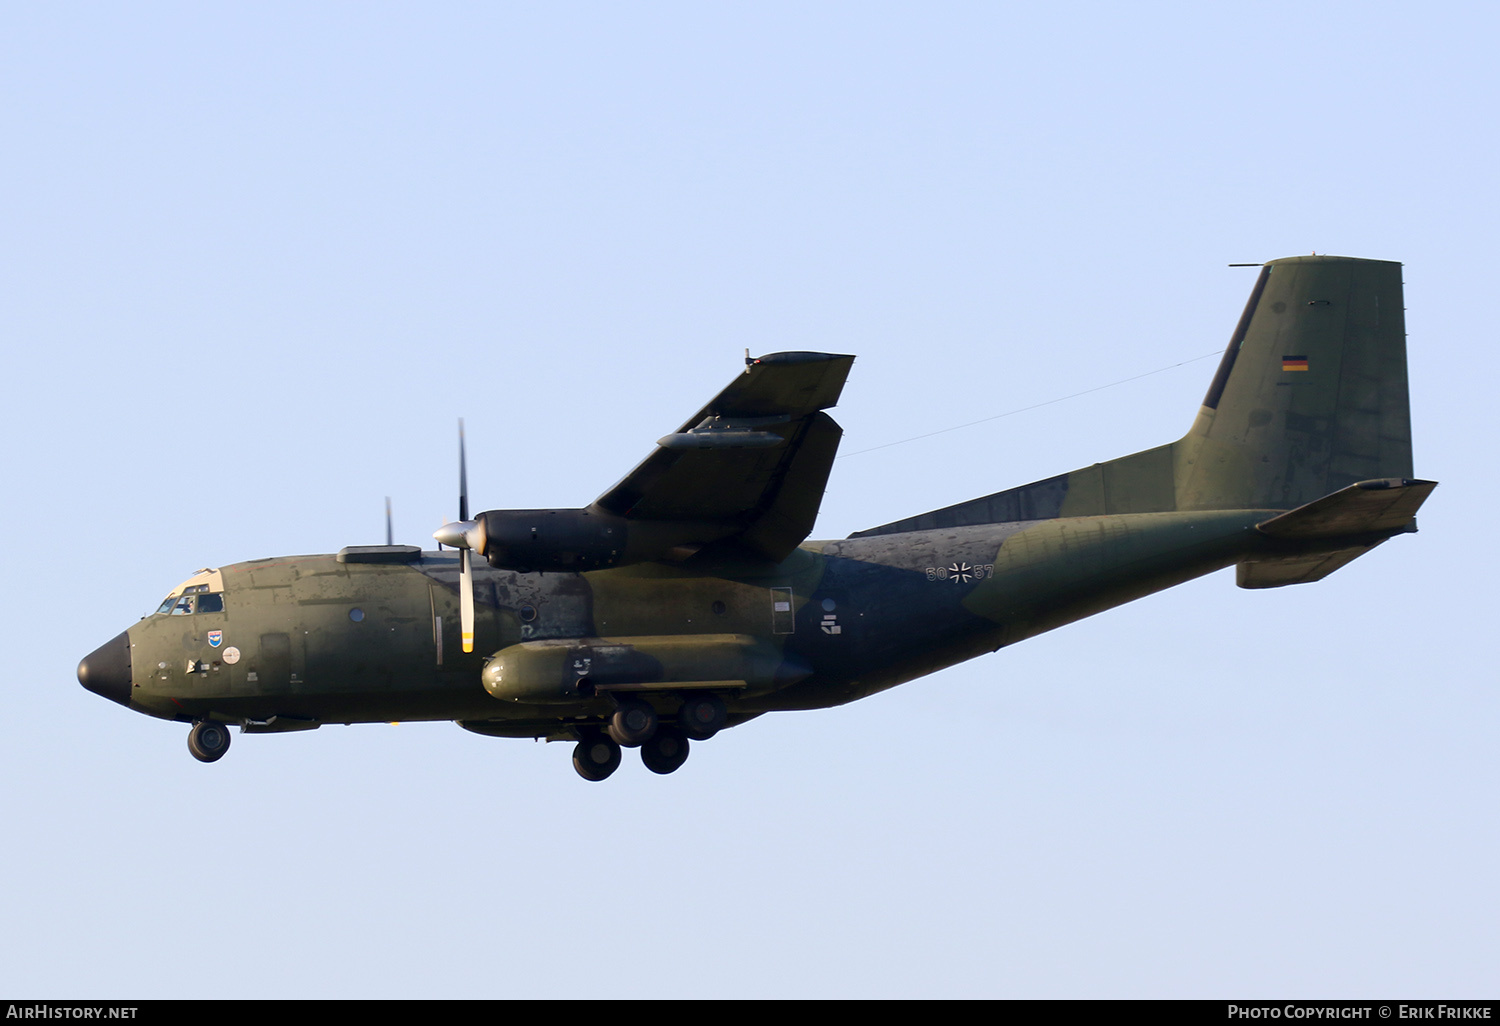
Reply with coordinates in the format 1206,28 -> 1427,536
170,596 -> 194,615
196,593 -> 225,614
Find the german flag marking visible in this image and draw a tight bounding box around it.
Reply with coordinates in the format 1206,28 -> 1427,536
1282,356 -> 1309,372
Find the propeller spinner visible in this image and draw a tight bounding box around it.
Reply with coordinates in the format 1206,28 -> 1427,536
433,420 -> 487,653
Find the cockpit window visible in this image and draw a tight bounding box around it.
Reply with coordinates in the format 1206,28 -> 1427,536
156,588 -> 227,615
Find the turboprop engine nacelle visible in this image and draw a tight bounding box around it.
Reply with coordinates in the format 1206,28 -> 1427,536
476,508 -> 733,572
477,508 -> 626,572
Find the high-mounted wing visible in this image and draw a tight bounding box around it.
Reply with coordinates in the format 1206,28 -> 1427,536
440,352 -> 855,579
591,351 -> 854,562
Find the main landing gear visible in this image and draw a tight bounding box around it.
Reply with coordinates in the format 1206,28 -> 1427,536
570,693 -> 728,781
640,728 -> 690,775
187,720 -> 231,763
572,731 -> 623,782
607,696 -> 658,747
678,693 -> 727,740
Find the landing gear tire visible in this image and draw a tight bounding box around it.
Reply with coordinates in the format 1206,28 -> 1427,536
678,693 -> 727,740
640,728 -> 690,775
573,734 -> 622,781
607,697 -> 658,748
188,720 -> 232,763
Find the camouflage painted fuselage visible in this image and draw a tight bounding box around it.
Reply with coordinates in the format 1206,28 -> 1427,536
116,508 -> 1274,737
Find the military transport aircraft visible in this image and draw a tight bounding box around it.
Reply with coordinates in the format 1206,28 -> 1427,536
78,255 -> 1435,780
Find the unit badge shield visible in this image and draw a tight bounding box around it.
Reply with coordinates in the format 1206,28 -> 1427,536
207,630 -> 223,648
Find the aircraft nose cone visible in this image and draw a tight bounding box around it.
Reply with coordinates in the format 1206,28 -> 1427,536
78,631 -> 133,707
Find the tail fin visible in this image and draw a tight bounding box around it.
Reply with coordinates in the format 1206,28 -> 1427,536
1177,255 -> 1412,511
851,255 -> 1418,538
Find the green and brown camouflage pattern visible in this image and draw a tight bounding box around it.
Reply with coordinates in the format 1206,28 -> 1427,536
80,255 -> 1436,755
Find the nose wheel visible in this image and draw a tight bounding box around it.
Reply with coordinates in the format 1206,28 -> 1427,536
187,720 -> 232,763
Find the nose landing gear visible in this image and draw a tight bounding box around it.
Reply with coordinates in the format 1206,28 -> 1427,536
187,720 -> 232,763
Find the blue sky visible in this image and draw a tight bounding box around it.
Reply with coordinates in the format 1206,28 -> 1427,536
2,2 -> 1495,997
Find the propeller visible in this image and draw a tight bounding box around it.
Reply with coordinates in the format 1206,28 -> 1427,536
433,419 -> 487,653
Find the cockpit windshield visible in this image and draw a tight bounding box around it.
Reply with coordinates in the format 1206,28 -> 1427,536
154,573 -> 226,615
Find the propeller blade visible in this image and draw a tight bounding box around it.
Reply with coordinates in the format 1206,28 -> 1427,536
430,419 -> 482,653
460,547 -> 475,653
458,418 -> 468,524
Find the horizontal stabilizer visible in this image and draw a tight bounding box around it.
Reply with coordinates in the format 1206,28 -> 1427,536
1237,477 -> 1436,589
1237,543 -> 1384,589
1254,477 -> 1437,540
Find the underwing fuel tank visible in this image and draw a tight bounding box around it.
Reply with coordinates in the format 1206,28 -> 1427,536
481,634 -> 810,704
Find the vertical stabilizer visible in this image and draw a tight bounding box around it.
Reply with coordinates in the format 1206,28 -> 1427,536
852,255 -> 1417,538
1175,256 -> 1412,511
